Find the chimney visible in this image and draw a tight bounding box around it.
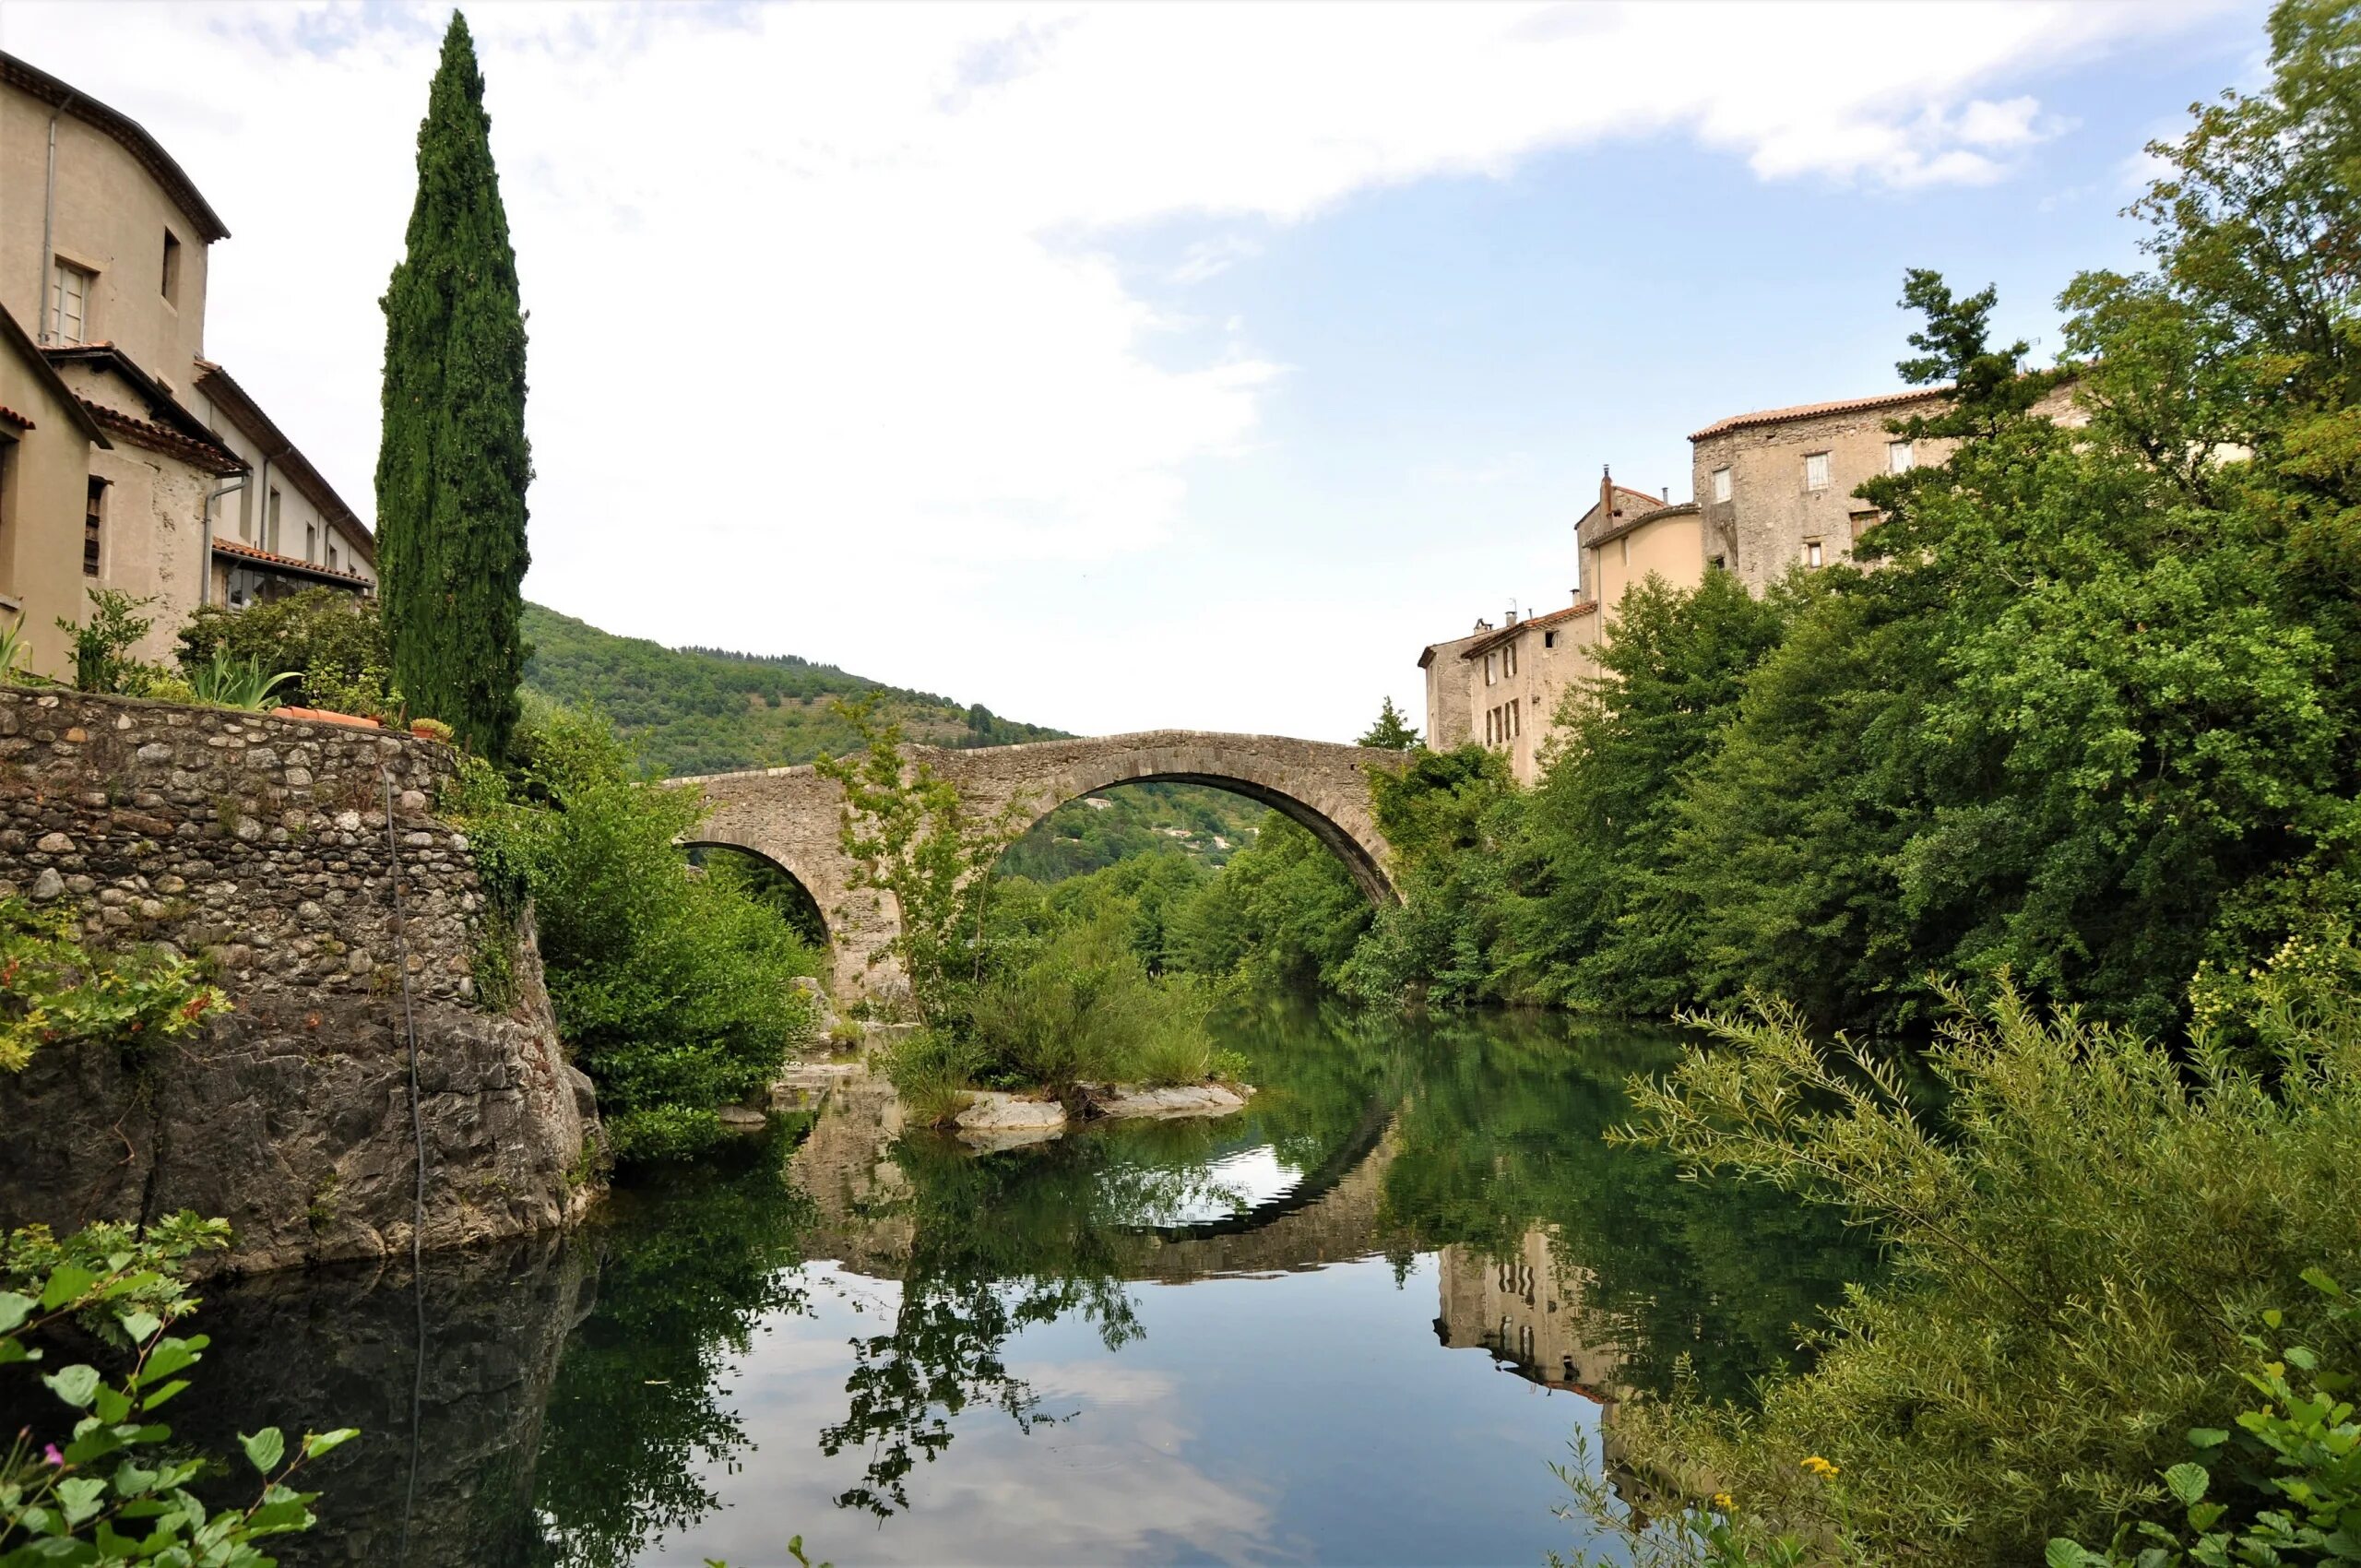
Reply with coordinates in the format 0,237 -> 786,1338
1662,486 -> 1669,503
1505,607 -> 1519,626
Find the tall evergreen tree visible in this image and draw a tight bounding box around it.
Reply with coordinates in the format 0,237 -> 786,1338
375,11 -> 531,757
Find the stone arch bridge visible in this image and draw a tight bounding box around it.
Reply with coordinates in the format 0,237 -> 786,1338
679,731 -> 1398,1001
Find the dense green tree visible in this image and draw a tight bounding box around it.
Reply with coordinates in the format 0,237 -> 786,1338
1357,696 -> 1421,750
1505,569 -> 1789,1013
375,11 -> 532,757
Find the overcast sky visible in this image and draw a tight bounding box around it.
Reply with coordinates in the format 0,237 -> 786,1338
1,0 -> 2267,741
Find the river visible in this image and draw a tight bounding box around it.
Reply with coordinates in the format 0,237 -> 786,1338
115,999 -> 1872,1566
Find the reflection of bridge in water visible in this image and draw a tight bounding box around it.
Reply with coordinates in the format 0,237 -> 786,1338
788,1079 -> 1622,1400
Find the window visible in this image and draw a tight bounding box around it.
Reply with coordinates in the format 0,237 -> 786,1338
1508,699 -> 1521,739
305,523 -> 317,564
1804,452 -> 1831,491
84,478 -> 107,577
1887,439 -> 1915,473
160,231 -> 181,304
1712,466 -> 1732,504
1543,630 -> 1557,649
267,488 -> 282,553
0,434 -> 14,574
1805,539 -> 1824,569
327,541 -> 338,572
50,259 -> 93,344
1709,553 -> 1726,571
1484,651 -> 1498,686
1502,641 -> 1517,679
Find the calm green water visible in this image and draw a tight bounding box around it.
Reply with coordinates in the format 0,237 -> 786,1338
154,1001 -> 1870,1566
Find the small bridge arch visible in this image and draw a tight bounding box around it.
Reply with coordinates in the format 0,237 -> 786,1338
679,731 -> 1400,1002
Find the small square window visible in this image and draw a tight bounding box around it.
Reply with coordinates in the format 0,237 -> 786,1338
1712,467 -> 1732,504
1804,452 -> 1831,491
1543,630 -> 1557,649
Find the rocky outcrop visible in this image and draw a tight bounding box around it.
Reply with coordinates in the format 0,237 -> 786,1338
0,689 -> 599,1274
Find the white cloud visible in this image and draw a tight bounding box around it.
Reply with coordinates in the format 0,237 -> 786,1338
0,0 -> 2241,737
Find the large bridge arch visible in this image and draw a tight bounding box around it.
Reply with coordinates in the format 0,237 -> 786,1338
678,731 -> 1400,1003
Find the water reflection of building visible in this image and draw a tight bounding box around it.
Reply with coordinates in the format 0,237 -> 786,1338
1434,1229 -> 1622,1402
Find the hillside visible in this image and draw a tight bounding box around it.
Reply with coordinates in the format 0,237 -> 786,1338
520,602 -> 1264,879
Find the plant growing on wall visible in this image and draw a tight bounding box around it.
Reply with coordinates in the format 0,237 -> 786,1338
0,897 -> 227,1074
374,9 -> 531,758
177,588 -> 402,719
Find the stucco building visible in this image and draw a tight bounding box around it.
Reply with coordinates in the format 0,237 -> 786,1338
0,52 -> 372,681
1419,470 -> 1702,784
1418,379 -> 2082,780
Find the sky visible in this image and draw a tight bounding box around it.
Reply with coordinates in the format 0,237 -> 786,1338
0,0 -> 2273,742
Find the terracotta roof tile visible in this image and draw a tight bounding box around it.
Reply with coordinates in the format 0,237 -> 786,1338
0,407 -> 31,430
1459,599 -> 1598,659
211,536 -> 373,587
1690,386 -> 1949,442
80,399 -> 244,475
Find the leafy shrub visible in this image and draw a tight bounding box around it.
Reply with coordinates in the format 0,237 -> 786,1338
176,588 -> 401,719
0,1213 -> 354,1561
1582,940 -> 2361,1566
444,706 -> 821,1161
876,1028 -> 982,1127
963,909 -> 1218,1095
2052,1269 -> 2361,1568
0,897 -> 227,1073
56,589 -> 166,696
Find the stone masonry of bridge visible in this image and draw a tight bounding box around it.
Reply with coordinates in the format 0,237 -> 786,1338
679,731 -> 1401,1002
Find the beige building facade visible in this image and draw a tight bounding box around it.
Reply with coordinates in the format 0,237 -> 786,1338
0,52 -> 372,682
1420,474 -> 1703,785
1418,381 -> 2082,780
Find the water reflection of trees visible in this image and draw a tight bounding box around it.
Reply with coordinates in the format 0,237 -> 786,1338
528,1127 -> 819,1567
1223,997 -> 1875,1404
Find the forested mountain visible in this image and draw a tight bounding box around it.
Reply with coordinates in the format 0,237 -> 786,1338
520,602 -> 1263,877
520,603 -> 1063,775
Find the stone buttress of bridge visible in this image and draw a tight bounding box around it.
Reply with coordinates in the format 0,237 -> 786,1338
677,731 -> 1400,1002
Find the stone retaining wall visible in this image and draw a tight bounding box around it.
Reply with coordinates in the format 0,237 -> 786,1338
0,688 -> 599,1274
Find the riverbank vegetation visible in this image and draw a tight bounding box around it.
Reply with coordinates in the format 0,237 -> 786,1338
818,700 -> 1233,1117
445,706 -> 823,1160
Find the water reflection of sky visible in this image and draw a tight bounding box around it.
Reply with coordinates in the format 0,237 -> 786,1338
1115,1143 -> 1306,1227
657,1257 -> 1605,1568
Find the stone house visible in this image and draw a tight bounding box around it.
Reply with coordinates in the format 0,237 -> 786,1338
0,52 -> 373,681
1419,472 -> 1702,785
1691,382 -> 2082,593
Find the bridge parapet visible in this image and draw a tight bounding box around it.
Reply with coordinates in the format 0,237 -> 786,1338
677,731 -> 1400,1002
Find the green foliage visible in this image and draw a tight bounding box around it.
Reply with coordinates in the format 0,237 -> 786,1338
375,10 -> 531,757
1506,568 -> 1791,1014
1587,943 -> 2361,1566
444,707 -> 820,1160
961,907 -> 1221,1095
0,615 -> 28,685
518,603 -> 1062,778
55,590 -> 164,697
184,652 -> 296,712
2054,1271 -> 2361,1567
176,588 -> 400,719
1358,696 -> 1421,750
0,1215 -> 353,1565
815,696 -> 1029,1027
1163,814 -> 1371,990
0,897 -> 228,1073
998,782 -> 1263,883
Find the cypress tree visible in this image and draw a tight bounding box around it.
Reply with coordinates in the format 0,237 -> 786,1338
375,10 -> 531,757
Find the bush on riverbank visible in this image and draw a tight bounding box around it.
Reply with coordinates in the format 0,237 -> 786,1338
445,705 -> 821,1159
1565,938 -> 2361,1566
820,701 -> 1230,1115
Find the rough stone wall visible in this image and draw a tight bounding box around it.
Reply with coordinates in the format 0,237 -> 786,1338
0,688 -> 599,1274
682,731 -> 1401,1002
